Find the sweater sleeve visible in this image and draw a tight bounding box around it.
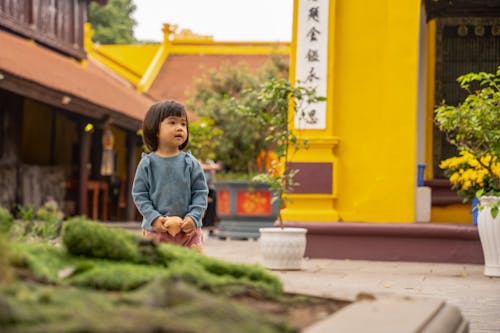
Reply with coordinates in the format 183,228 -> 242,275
185,155 -> 208,228
131,156 -> 161,231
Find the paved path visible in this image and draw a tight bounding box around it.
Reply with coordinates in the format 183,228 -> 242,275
203,237 -> 500,333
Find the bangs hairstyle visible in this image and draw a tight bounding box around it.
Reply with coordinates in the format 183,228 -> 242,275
142,100 -> 189,151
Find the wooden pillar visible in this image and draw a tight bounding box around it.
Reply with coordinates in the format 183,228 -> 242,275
126,131 -> 138,221
78,123 -> 92,216
0,90 -> 23,211
0,90 -> 22,164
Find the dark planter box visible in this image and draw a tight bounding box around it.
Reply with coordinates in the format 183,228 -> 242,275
214,181 -> 279,239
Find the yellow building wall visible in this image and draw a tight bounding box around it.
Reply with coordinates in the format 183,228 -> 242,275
432,205 -> 473,224
288,0 -> 422,223
333,0 -> 421,223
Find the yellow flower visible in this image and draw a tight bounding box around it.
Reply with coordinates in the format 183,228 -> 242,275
492,163 -> 500,177
449,172 -> 459,184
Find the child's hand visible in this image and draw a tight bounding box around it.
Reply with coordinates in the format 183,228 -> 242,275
163,216 -> 182,237
152,216 -> 167,233
181,216 -> 196,236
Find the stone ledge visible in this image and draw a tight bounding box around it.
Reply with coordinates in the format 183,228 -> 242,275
284,222 -> 483,264
304,296 -> 468,333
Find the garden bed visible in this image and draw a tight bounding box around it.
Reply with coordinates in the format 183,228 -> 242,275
0,218 -> 349,332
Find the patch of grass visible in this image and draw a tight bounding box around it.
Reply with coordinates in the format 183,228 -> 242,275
60,219 -> 282,293
0,236 -> 11,284
62,217 -> 140,263
157,243 -> 283,295
68,263 -> 167,291
10,242 -> 166,291
0,207 -> 13,234
0,280 -> 296,333
2,218 -> 348,332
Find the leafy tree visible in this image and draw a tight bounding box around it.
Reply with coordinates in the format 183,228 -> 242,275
186,56 -> 288,174
87,0 -> 137,44
188,117 -> 223,161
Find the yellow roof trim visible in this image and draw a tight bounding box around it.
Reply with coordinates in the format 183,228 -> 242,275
90,48 -> 143,85
137,43 -> 169,93
167,44 -> 290,55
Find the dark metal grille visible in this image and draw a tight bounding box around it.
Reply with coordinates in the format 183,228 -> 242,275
433,17 -> 500,178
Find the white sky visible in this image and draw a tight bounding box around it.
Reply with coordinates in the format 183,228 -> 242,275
132,0 -> 293,42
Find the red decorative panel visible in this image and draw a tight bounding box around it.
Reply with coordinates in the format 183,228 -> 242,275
236,191 -> 272,216
217,190 -> 231,215
287,162 -> 332,194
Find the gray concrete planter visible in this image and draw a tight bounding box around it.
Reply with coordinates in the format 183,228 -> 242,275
214,180 -> 278,239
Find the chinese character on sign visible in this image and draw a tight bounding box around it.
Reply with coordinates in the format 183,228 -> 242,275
296,0 -> 328,129
306,67 -> 320,83
308,7 -> 319,22
305,109 -> 318,124
306,49 -> 320,62
306,27 -> 320,41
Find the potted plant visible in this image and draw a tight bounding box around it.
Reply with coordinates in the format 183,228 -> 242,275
244,78 -> 325,270
435,65 -> 500,277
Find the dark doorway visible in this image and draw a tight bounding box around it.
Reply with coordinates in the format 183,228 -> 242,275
432,17 -> 500,178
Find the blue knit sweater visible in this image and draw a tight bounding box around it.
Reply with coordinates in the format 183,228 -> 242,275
132,151 -> 208,231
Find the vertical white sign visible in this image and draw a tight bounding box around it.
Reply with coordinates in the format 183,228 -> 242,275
295,0 -> 329,130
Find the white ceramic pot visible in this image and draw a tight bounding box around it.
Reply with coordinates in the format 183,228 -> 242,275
477,196 -> 500,277
259,227 -> 307,270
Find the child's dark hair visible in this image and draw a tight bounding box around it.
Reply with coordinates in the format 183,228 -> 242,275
142,100 -> 189,151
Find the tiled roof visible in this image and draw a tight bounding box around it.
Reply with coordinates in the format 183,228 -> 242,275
148,54 -> 286,103
0,29 -> 153,127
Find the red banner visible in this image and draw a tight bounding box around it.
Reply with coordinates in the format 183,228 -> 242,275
217,190 -> 231,215
236,191 -> 272,216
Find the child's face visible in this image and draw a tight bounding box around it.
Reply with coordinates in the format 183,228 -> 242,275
157,116 -> 187,150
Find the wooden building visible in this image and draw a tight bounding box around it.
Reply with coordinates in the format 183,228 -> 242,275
0,0 -> 154,221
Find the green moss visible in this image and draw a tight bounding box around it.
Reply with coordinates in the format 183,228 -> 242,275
157,243 -> 283,294
10,242 -> 69,283
62,218 -> 140,262
68,264 -> 167,291
61,219 -> 282,293
10,242 -> 166,291
0,281 -> 296,333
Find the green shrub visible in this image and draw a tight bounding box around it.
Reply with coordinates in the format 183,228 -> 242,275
0,208 -> 13,234
17,206 -> 35,221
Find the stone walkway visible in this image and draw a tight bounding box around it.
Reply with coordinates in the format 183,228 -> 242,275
203,236 -> 500,333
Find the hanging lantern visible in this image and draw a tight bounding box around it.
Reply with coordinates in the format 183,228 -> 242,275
100,127 -> 115,176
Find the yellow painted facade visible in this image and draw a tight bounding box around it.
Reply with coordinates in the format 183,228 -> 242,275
331,0 -> 420,223
284,0 -> 474,224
